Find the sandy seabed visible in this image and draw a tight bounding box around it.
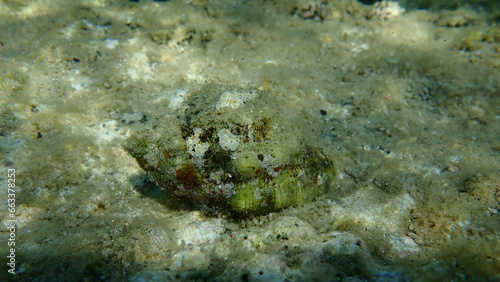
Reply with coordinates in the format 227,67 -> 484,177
0,0 -> 499,280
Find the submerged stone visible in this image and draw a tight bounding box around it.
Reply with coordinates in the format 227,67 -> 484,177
122,84 -> 335,218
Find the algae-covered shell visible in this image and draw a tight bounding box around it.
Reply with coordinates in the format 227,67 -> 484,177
122,84 -> 334,218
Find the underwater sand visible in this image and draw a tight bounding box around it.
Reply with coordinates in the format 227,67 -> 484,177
0,0 -> 499,280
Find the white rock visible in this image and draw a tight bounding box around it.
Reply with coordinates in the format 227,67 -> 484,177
176,218 -> 225,245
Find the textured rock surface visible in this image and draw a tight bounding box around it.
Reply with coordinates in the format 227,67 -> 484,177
123,84 -> 335,217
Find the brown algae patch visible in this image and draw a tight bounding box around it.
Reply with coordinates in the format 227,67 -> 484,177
122,84 -> 335,218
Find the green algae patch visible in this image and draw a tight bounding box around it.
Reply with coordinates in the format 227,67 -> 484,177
122,84 -> 335,218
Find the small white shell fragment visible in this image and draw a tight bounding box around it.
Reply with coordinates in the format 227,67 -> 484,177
186,128 -> 210,159
367,1 -> 405,20
218,128 -> 240,151
216,89 -> 257,110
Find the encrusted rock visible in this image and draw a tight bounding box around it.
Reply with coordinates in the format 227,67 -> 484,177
123,84 -> 335,218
